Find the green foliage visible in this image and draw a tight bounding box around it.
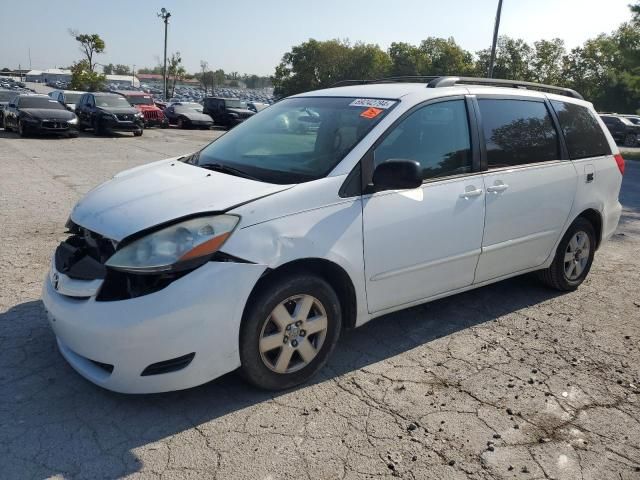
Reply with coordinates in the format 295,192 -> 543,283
70,60 -> 106,91
71,32 -> 105,72
167,52 -> 186,98
102,63 -> 131,75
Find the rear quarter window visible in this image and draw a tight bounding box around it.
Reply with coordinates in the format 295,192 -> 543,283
550,101 -> 611,159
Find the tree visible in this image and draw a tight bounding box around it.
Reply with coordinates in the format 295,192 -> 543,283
200,60 -> 209,94
70,31 -> 105,72
530,38 -> 566,85
475,36 -> 533,79
419,37 -> 475,75
167,52 -> 186,98
113,64 -> 131,75
102,63 -> 114,75
388,42 -> 426,76
70,60 -> 106,91
273,39 -> 390,97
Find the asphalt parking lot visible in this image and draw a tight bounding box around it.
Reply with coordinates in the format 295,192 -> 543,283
0,129 -> 639,480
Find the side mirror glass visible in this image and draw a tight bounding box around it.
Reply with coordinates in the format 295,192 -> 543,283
371,159 -> 422,192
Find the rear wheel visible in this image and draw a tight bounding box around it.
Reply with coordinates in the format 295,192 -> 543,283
240,273 -> 342,390
624,133 -> 636,147
92,118 -> 103,136
537,217 -> 596,291
177,117 -> 188,129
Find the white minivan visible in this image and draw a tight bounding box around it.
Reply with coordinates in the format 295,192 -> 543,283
43,77 -> 624,393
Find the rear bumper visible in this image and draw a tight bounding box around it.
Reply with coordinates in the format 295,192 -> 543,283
42,261 -> 266,393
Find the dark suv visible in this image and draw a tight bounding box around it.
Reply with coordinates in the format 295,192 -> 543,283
76,92 -> 144,136
600,114 -> 640,147
202,97 -> 255,128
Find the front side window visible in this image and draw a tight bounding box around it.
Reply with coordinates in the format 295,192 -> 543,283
552,101 -> 610,159
191,96 -> 396,184
478,99 -> 559,168
374,99 -> 472,180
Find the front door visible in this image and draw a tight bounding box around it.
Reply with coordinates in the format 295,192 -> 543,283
362,98 -> 486,313
473,97 -> 577,283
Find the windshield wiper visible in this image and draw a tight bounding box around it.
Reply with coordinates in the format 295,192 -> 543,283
198,163 -> 259,181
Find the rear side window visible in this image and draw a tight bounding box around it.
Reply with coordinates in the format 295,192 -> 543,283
478,99 -> 559,168
551,101 -> 610,159
374,99 -> 472,180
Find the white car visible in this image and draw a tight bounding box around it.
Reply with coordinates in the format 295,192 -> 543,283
43,76 -> 624,393
48,89 -> 86,111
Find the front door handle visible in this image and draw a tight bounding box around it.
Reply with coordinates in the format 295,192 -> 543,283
487,183 -> 509,193
459,188 -> 483,198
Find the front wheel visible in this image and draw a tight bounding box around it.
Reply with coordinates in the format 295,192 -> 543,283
239,273 -> 342,390
18,120 -> 27,137
133,129 -> 143,137
537,217 -> 596,291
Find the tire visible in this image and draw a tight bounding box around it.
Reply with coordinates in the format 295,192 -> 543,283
239,273 -> 342,390
537,217 -> 596,291
67,131 -> 79,138
92,118 -> 103,136
18,120 -> 27,137
177,117 -> 187,129
133,130 -> 143,137
624,133 -> 636,147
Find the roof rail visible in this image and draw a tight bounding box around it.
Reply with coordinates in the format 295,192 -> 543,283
427,76 -> 584,100
330,76 -> 440,88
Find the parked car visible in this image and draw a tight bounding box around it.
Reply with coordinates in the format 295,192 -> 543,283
114,90 -> 169,128
0,88 -> 15,128
202,97 -> 255,128
42,77 -> 623,393
3,94 -> 78,137
600,114 -> 640,147
164,102 -> 213,129
48,90 -> 86,111
75,92 -> 144,136
620,114 -> 640,126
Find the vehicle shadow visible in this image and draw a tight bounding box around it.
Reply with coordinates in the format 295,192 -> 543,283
0,274 -> 564,478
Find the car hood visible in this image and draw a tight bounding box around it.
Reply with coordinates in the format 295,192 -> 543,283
97,107 -> 139,115
70,158 -> 293,241
21,108 -> 75,120
181,111 -> 213,122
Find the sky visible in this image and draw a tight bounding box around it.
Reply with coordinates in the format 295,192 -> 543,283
0,0 -> 634,76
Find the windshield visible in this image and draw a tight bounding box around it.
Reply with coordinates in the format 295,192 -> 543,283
64,93 -> 82,104
95,95 -> 132,108
19,97 -> 66,110
190,96 -> 396,184
0,91 -> 14,102
126,95 -> 154,105
224,99 -> 246,109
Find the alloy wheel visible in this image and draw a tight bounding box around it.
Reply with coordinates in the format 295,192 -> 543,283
259,294 -> 328,374
564,231 -> 590,280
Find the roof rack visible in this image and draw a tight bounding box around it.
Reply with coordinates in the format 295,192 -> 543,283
427,76 -> 583,100
330,75 -> 583,100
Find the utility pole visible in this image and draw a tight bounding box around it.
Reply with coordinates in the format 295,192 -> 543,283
132,64 -> 136,88
158,8 -> 171,100
488,0 -> 503,78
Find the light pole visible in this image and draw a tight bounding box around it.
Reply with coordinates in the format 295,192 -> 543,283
488,0 -> 503,78
158,8 -> 171,100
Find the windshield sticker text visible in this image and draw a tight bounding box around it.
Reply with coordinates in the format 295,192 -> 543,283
349,98 -> 396,109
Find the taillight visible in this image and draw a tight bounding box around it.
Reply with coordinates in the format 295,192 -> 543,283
614,154 -> 625,175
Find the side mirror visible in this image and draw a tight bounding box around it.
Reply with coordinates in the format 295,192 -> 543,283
371,159 -> 422,192
8,103 -> 15,108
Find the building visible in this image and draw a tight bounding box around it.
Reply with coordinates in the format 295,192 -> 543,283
25,68 -> 72,83
105,74 -> 140,88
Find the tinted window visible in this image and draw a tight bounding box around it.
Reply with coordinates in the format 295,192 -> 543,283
374,100 -> 472,180
478,99 -> 559,168
552,101 -> 610,159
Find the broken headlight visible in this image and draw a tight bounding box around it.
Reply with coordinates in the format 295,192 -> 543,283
105,215 -> 239,274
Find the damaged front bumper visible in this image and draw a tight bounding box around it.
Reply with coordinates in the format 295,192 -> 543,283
43,238 -> 266,393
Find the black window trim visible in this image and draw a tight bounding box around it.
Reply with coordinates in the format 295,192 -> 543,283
340,94 -> 481,197
473,94 -> 566,173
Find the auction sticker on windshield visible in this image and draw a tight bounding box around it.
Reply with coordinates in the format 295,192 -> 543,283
349,98 -> 396,109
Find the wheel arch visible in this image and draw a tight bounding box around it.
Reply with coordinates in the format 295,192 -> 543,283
244,258 -> 358,331
576,208 -> 603,249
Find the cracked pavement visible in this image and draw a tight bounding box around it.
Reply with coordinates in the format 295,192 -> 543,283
1,128 -> 639,480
